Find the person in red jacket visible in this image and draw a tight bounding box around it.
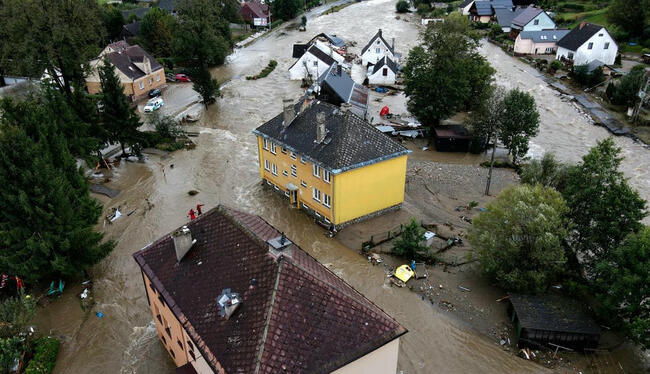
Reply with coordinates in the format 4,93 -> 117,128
188,209 -> 196,220
196,203 -> 205,215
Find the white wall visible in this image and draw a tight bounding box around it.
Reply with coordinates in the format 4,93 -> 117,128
331,338 -> 400,374
289,52 -> 333,80
461,2 -> 473,15
556,28 -> 617,65
314,40 -> 345,64
361,38 -> 394,66
368,66 -> 396,85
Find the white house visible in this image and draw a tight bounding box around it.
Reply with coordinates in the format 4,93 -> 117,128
514,29 -> 570,55
556,22 -> 618,66
511,6 -> 556,33
361,29 -> 396,67
367,56 -> 397,85
288,44 -> 338,80
458,0 -> 474,15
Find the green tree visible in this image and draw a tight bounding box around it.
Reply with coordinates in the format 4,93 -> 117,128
469,85 -> 504,195
140,7 -> 176,57
607,0 -> 649,37
403,13 -> 493,128
0,0 -> 104,98
0,337 -> 23,374
0,291 -> 36,339
174,0 -> 230,67
191,67 -> 220,107
98,60 -> 143,155
563,138 -> 647,274
396,0 -> 409,13
519,153 -> 569,190
499,88 -> 539,165
469,184 -> 568,293
392,219 -> 428,259
594,227 -> 650,349
271,0 -> 302,22
0,98 -> 114,285
488,23 -> 503,39
607,65 -> 647,107
100,5 -> 125,43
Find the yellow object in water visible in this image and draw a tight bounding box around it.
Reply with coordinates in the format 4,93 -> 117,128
394,265 -> 415,283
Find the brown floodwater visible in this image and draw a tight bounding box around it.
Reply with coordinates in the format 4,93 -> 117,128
32,0 -> 648,373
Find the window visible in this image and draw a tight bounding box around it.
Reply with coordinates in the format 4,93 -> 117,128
604,42 -> 610,49
533,19 -> 539,25
165,326 -> 171,337
324,217 -> 331,224
290,151 -> 297,160
271,164 -> 277,176
157,74 -> 161,82
568,52 -> 574,59
187,340 -> 194,351
149,78 -> 153,85
271,143 -> 277,154
598,33 -> 603,37
284,190 -> 290,197
281,147 -> 287,154
587,42 -> 593,50
545,47 -> 554,54
149,281 -> 156,294
291,165 -> 297,177
383,68 -> 388,76
323,170 -> 331,183
375,48 -> 381,54
263,138 -> 269,150
313,164 -> 321,178
282,170 -> 288,176
189,349 -> 196,360
169,349 -> 175,358
157,314 -> 162,323
264,160 -> 270,171
312,188 -> 321,202
177,340 -> 183,349
301,180 -> 307,187
139,81 -> 144,90
313,61 -> 318,67
540,35 -> 547,40
300,156 -> 307,164
323,193 -> 331,208
161,335 -> 167,345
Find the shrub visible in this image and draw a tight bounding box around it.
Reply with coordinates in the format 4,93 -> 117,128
416,3 -> 430,15
550,60 -> 563,71
571,64 -> 604,86
246,60 -> 278,80
396,0 -> 409,13
392,219 -> 428,259
489,23 -> 503,39
25,337 -> 60,374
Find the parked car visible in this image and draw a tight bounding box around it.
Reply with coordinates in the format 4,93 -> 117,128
148,88 -> 162,98
144,97 -> 164,113
165,72 -> 176,82
175,73 -> 191,82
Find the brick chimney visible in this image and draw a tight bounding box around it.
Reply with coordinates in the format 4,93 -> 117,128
316,112 -> 327,143
283,98 -> 295,128
579,21 -> 586,30
301,94 -> 315,113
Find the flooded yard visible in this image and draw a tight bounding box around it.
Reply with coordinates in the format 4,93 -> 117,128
32,0 -> 649,373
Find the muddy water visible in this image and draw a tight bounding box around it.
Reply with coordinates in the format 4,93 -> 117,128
479,41 -> 650,223
32,1 -> 645,373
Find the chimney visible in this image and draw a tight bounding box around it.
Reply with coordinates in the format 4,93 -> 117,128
391,37 -> 395,51
267,233 -> 292,255
217,288 -> 241,320
316,112 -> 327,144
378,29 -> 382,37
579,21 -> 586,30
301,94 -> 314,113
282,98 -> 295,128
337,63 -> 342,76
172,226 -> 196,262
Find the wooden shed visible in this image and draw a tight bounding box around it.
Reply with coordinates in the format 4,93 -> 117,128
508,294 -> 601,351
432,125 -> 473,152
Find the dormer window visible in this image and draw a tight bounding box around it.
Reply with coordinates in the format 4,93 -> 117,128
533,19 -> 539,25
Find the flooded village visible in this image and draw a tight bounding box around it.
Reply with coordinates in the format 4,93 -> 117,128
0,0 -> 649,373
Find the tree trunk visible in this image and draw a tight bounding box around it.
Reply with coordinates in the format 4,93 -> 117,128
120,142 -> 126,157
485,140 -> 497,196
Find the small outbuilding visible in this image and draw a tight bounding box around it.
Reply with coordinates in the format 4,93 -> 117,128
432,125 -> 473,152
508,294 -> 601,351
367,56 -> 397,85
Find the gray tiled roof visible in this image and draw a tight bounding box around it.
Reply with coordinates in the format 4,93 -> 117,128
105,45 -> 163,80
519,29 -> 570,43
511,6 -> 544,28
494,7 -> 524,27
372,56 -> 397,75
253,101 -> 409,173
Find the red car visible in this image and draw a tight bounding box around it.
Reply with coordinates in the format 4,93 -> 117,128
175,73 -> 191,82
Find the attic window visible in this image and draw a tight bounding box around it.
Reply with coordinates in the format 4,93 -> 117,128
598,33 -> 603,37
540,35 -> 547,40
128,67 -> 134,71
553,35 -> 557,40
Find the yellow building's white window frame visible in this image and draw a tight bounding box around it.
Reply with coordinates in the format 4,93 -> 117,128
323,193 -> 331,208
301,180 -> 307,187
291,164 -> 297,177
290,151 -> 297,160
272,163 -> 278,176
157,74 -> 161,82
263,138 -> 269,150
264,160 -> 270,171
300,156 -> 307,164
139,81 -> 144,89
271,143 -> 277,154
323,170 -> 331,183
313,164 -> 321,178
312,187 -> 321,202
281,147 -> 288,154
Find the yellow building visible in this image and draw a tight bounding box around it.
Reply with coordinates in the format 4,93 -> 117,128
253,99 -> 411,230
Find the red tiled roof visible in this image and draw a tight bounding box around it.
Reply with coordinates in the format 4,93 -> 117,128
241,1 -> 269,19
133,206 -> 406,374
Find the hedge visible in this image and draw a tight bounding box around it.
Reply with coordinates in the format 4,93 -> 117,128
25,337 -> 60,374
246,60 -> 278,80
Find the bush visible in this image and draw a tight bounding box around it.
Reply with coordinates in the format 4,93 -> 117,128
396,0 -> 409,13
392,219 -> 428,259
488,23 -> 503,39
416,3 -> 430,15
607,65 -> 646,106
25,337 -> 60,374
571,64 -> 604,86
550,60 -> 563,72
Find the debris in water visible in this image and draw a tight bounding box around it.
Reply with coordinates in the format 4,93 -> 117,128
80,289 -> 89,299
188,190 -> 199,196
458,285 -> 471,292
110,209 -> 121,222
96,312 -> 104,318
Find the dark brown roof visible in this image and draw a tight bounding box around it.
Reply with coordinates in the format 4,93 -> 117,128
133,206 -> 406,374
253,101 -> 410,173
104,44 -> 163,81
241,1 -> 270,19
